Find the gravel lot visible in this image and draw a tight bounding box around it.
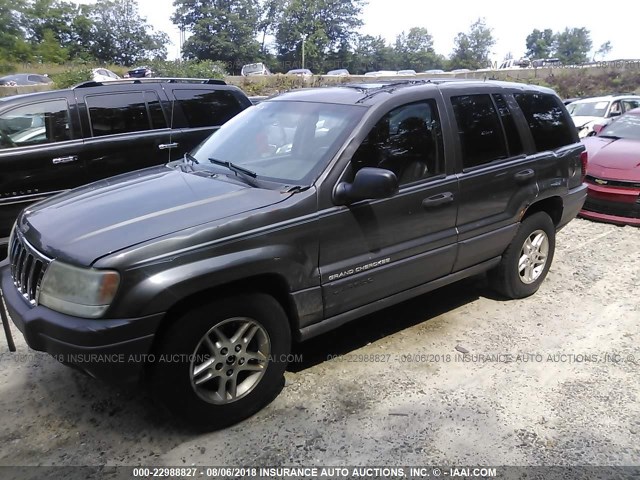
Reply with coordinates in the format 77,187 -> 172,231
0,218 -> 638,471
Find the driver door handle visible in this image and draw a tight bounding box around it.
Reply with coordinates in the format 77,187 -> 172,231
52,155 -> 78,164
159,143 -> 179,150
422,192 -> 454,209
515,169 -> 535,183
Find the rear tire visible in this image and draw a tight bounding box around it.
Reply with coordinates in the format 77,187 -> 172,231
489,212 -> 556,299
150,293 -> 291,430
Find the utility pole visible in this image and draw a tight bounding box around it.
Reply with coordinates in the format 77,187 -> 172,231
301,34 -> 308,69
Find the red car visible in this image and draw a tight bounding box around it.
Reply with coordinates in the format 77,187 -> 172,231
580,108 -> 640,226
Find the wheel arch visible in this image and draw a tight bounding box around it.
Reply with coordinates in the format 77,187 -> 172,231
522,196 -> 563,227
146,273 -> 299,369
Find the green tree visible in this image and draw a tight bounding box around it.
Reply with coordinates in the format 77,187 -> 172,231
275,0 -> 365,73
22,0 -> 76,44
89,0 -> 168,65
21,0 -> 94,62
554,27 -> 592,65
352,34 -> 393,73
0,0 -> 28,61
525,28 -> 555,59
173,0 -> 261,73
449,18 -> 495,70
67,5 -> 95,61
324,40 -> 353,72
394,27 -> 444,71
594,41 -> 612,61
37,28 -> 69,62
258,0 -> 282,54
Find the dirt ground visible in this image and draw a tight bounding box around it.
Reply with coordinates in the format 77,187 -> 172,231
0,218 -> 638,472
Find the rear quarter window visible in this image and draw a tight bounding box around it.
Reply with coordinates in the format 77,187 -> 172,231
514,93 -> 575,151
173,89 -> 241,128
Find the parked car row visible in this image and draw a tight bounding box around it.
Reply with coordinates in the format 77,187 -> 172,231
578,105 -> 640,226
566,94 -> 640,138
560,93 -> 640,226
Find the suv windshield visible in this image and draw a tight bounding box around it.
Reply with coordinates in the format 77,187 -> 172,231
599,113 -> 640,140
569,101 -> 609,117
192,101 -> 365,184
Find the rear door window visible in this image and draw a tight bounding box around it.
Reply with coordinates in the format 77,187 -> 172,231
172,89 -> 241,128
0,99 -> 71,149
492,94 -> 524,156
450,94 -> 508,169
86,91 -> 165,136
514,93 -> 575,151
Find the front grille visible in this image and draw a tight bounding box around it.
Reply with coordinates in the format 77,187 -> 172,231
586,175 -> 640,189
8,231 -> 51,305
583,197 -> 640,219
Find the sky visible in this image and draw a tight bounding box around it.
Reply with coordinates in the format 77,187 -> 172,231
77,0 -> 639,64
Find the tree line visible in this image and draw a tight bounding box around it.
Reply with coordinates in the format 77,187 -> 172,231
0,0 -> 611,74
0,0 -> 167,66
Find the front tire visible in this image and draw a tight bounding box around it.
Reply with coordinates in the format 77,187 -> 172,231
150,293 -> 291,430
489,212 -> 556,299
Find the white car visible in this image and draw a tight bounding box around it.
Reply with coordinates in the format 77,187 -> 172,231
364,70 -> 397,77
567,95 -> 640,138
241,63 -> 272,76
286,69 -> 313,77
497,58 -> 530,69
325,69 -> 349,76
91,68 -> 120,82
396,69 -> 417,76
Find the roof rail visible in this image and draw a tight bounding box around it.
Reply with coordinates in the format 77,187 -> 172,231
73,78 -> 227,89
342,78 -> 488,103
353,79 -> 438,103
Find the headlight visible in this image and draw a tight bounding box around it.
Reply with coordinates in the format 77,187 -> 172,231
39,261 -> 120,318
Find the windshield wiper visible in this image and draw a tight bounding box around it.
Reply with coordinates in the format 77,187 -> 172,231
208,157 -> 259,187
184,152 -> 199,164
598,134 -> 621,140
283,185 -> 310,193
176,152 -> 200,172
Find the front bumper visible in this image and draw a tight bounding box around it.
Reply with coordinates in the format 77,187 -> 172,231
580,183 -> 640,226
558,183 -> 588,230
1,261 -> 165,384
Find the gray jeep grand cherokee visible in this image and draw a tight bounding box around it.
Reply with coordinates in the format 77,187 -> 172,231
1,79 -> 587,429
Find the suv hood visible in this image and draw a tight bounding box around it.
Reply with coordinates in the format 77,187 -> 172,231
18,166 -> 290,265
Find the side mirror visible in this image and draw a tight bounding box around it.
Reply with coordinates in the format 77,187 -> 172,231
334,167 -> 399,205
609,110 -> 621,118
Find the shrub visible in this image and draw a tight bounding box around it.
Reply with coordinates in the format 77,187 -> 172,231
0,63 -> 16,75
147,60 -> 227,79
49,67 -> 93,88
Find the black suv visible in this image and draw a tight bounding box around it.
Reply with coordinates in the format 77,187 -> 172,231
1,79 -> 587,429
0,78 -> 252,256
